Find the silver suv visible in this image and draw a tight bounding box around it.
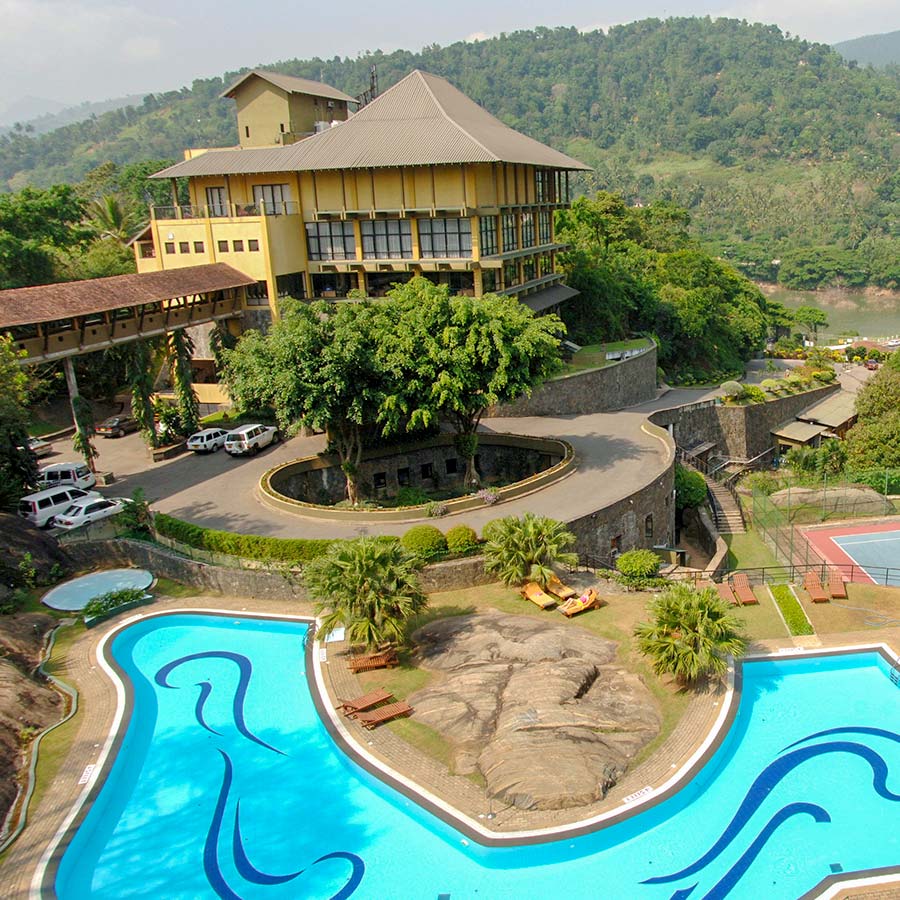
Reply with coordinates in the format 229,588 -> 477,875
223,424 -> 279,456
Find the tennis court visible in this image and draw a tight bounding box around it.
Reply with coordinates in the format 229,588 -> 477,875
804,521 -> 900,585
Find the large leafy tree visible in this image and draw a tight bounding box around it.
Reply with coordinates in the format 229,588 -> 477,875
482,513 -> 579,588
0,336 -> 38,509
304,538 -> 427,649
381,278 -> 564,485
126,339 -> 161,447
634,584 -> 747,684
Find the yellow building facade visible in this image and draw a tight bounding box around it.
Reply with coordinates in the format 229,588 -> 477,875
135,70 -> 589,324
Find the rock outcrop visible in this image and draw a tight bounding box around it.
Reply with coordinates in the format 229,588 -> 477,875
410,611 -> 660,810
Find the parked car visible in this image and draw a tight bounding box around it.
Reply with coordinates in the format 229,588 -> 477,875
187,428 -> 229,453
17,437 -> 52,458
224,424 -> 279,456
864,359 -> 880,371
36,462 -> 97,491
96,415 -> 139,438
18,487 -> 100,528
51,496 -> 127,531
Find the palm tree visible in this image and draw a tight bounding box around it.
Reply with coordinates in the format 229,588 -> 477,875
304,538 -> 427,650
634,584 -> 747,685
89,194 -> 144,244
482,512 -> 578,587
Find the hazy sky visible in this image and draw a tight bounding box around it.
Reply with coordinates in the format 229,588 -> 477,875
1,0 -> 897,112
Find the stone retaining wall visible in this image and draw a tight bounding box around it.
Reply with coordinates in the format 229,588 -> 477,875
490,341 -> 658,418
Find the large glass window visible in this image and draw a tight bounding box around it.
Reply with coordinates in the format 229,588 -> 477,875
538,210 -> 552,244
503,260 -> 519,289
417,217 -> 472,258
360,219 -> 412,259
481,268 -> 498,293
276,272 -> 306,299
206,186 -> 228,217
253,184 -> 291,215
501,213 -> 518,252
246,281 -> 269,306
479,216 -> 498,256
306,221 -> 356,260
521,212 -> 535,248
522,256 -> 536,282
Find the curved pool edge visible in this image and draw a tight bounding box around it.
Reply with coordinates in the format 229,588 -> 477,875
31,608 -> 900,899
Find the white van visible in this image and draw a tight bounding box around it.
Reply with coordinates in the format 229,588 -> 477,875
18,487 -> 101,528
224,424 -> 279,456
36,462 -> 97,491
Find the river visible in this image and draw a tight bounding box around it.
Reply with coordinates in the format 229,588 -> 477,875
760,284 -> 900,343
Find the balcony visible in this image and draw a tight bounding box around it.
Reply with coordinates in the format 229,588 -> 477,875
152,201 -> 301,221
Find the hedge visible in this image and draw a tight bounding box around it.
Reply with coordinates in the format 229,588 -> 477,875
771,584 -> 814,636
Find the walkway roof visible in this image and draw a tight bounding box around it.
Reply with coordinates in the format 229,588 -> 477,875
0,264 -> 255,328
520,283 -> 579,314
153,70 -> 590,179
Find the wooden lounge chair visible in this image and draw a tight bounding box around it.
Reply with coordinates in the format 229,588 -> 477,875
715,581 -> 738,606
803,572 -> 829,603
355,701 -> 413,730
348,648 -> 399,674
521,582 -> 557,609
828,569 -> 848,599
558,588 -> 601,618
730,573 -> 759,606
336,688 -> 394,717
547,573 -> 578,601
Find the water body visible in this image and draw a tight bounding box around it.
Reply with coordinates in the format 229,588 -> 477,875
761,285 -> 900,342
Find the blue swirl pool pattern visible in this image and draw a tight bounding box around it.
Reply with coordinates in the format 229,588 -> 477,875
54,615 -> 900,899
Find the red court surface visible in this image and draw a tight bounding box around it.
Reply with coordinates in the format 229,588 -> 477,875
803,521 -> 900,585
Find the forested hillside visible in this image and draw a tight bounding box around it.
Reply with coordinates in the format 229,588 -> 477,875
1,17 -> 898,288
834,30 -> 900,68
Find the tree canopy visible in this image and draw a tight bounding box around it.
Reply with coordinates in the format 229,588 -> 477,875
0,336 -> 39,509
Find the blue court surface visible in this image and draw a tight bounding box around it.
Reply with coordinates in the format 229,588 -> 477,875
832,529 -> 900,585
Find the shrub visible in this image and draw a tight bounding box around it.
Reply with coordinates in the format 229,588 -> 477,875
400,525 -> 448,559
760,379 -> 782,393
771,585 -> 813,636
674,464 -> 707,510
426,501 -> 448,518
741,384 -> 767,403
445,524 -> 478,554
616,549 -> 662,579
482,513 -> 578,587
812,369 -> 836,383
720,380 -> 743,399
477,487 -> 500,506
481,519 -> 504,543
395,486 -> 431,507
82,587 -> 147,620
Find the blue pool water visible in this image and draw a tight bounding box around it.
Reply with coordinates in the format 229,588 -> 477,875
54,615 -> 900,899
41,569 -> 154,611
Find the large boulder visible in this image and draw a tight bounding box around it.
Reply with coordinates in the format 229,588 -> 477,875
0,513 -> 72,589
769,485 -> 887,516
410,611 -> 660,810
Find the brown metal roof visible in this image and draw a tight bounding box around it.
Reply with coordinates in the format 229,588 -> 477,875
0,264 -> 255,328
221,70 -> 357,104
771,421 -> 828,443
796,390 -> 857,429
154,70 -> 590,179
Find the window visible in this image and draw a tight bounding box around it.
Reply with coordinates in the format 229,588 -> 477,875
417,217 -> 472,258
645,514 -> 654,539
481,268 -> 498,293
420,462 -> 434,480
503,260 -> 519,289
248,239 -> 260,252
610,535 -> 622,556
217,240 -> 228,253
232,240 -> 244,252
312,273 -> 354,298
179,242 -> 189,254
397,467 -> 410,487
206,187 -> 228,217
193,241 -> 204,253
245,125 -> 250,138
306,221 -> 355,260
535,168 -> 547,202
252,183 -> 291,215
501,213 -> 518,252
538,210 -> 552,244
522,256 -> 536,282
360,219 -> 412,259
164,242 -> 175,254
521,212 -> 535,248
479,216 -> 498,256
445,458 -> 458,475
280,123 -> 285,133
276,272 -> 306,299
246,281 -> 268,306
139,244 -> 156,259
373,472 -> 387,490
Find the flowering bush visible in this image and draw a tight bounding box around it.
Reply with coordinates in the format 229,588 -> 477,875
477,488 -> 500,506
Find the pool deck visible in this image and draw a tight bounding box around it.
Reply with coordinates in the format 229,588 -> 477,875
2,594 -> 898,899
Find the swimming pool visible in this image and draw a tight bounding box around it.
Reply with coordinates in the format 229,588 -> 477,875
48,614 -> 900,898
41,569 -> 154,611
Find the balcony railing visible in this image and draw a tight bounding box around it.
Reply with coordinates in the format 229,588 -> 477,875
152,201 -> 300,220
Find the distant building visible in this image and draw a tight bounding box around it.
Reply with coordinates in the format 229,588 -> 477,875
134,69 -> 590,328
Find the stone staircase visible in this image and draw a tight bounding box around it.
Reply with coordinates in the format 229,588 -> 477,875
706,478 -> 745,534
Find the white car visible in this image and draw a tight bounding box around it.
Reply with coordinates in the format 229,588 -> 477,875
187,428 -> 229,453
21,437 -> 53,458
224,424 -> 279,456
51,497 -> 127,531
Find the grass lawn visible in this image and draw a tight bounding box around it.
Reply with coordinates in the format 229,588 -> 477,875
739,589 -> 791,640
153,577 -> 201,599
802,583 -> 900,634
725,530 -> 781,571
564,339 -> 650,373
200,408 -> 276,428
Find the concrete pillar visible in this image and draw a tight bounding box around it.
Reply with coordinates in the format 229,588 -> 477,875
63,356 -> 79,427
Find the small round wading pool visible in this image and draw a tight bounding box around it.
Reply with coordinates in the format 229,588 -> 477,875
40,568 -> 154,611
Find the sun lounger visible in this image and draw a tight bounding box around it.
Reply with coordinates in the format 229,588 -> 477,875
828,569 -> 848,599
354,700 -> 413,730
336,688 -> 394,717
715,581 -> 738,606
558,588 -> 601,618
730,573 -> 759,606
547,573 -> 578,601
348,648 -> 399,673
521,582 -> 557,609
803,571 -> 829,603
